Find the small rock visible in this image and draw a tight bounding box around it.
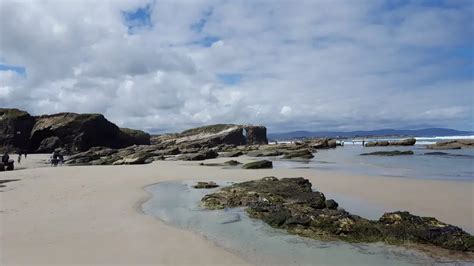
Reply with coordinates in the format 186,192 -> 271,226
242,160 -> 273,169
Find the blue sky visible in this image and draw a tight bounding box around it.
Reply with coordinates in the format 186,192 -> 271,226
0,0 -> 472,133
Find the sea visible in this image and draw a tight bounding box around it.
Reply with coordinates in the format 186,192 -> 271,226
273,136 -> 474,181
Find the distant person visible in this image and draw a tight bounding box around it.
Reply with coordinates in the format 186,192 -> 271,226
17,153 -> 21,164
24,151 -> 27,159
362,140 -> 365,147
58,154 -> 64,166
2,152 -> 9,164
51,151 -> 59,166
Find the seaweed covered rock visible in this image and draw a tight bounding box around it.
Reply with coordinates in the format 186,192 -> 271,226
242,160 -> 273,169
201,177 -> 474,251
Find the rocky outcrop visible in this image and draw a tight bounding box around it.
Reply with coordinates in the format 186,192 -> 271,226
0,109 -> 151,153
365,138 -> 416,147
426,139 -> 474,150
0,108 -> 35,152
201,177 -> 474,251
242,160 -> 273,169
244,125 -> 268,145
360,150 -> 414,156
311,138 -> 337,149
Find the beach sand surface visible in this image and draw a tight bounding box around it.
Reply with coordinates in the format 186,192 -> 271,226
1,155 -> 473,265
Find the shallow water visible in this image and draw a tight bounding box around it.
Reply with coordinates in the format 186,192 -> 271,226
143,181 -> 472,266
272,145 -> 474,181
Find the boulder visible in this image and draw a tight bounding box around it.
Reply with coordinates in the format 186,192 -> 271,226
282,149 -> 314,159
325,199 -> 339,210
360,150 -> 414,156
242,160 -> 273,169
118,128 -> 151,146
201,177 -> 474,251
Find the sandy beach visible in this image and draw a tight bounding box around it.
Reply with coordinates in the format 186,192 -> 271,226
1,155 -> 473,265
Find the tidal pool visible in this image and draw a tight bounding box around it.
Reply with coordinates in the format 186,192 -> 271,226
142,180 -> 471,266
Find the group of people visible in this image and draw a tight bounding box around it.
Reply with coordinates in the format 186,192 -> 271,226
51,150 -> 64,166
2,151 -> 27,165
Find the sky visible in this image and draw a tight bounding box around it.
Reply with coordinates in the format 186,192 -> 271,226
0,0 -> 473,133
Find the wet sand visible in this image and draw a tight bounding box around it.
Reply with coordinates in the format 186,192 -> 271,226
1,155 -> 473,265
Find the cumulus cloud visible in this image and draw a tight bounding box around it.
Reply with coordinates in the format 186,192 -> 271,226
0,0 -> 472,133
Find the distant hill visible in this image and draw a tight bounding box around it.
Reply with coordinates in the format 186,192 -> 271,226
268,128 -> 473,140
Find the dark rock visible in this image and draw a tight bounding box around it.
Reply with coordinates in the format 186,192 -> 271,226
193,181 -> 219,189
242,160 -> 273,169
282,149 -> 314,159
182,150 -> 219,161
201,177 -> 474,252
36,136 -> 61,153
365,138 -> 416,147
118,128 -> 151,146
325,199 -> 339,210
244,125 -> 268,145
0,108 -> 35,152
360,150 -> 414,156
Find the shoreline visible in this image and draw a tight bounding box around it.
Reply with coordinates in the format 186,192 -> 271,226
1,156 -> 473,265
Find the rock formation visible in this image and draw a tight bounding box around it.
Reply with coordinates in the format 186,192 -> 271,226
365,138 -> 416,147
426,139 -> 474,150
201,177 -> 474,252
0,109 -> 150,153
0,108 -> 35,152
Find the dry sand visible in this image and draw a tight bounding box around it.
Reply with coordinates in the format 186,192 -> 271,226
1,155 -> 473,265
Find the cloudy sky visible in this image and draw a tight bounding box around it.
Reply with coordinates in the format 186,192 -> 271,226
0,0 -> 472,133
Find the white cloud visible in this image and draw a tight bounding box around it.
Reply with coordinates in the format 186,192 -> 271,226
0,0 -> 472,133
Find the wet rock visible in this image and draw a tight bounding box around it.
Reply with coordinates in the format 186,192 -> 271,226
201,177 -> 473,252
193,181 -> 219,189
282,149 -> 314,159
360,150 -> 414,156
36,136 -> 61,153
242,160 -> 273,169
365,138 -> 416,147
427,139 -> 474,150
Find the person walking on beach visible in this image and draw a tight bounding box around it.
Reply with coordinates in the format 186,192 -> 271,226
17,153 -> 21,164
362,140 -> 365,147
24,151 -> 27,159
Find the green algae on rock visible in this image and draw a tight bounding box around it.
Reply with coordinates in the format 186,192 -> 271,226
201,177 -> 474,252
